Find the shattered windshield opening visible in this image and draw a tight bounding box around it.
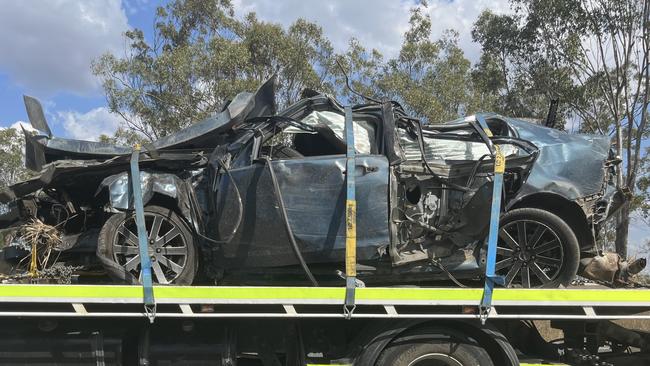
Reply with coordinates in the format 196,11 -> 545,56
262,110 -> 378,158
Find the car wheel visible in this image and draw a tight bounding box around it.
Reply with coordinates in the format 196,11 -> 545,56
495,208 -> 579,288
98,205 -> 197,285
376,329 -> 494,366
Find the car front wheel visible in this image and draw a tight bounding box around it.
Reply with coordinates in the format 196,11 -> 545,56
494,208 -> 579,288
98,205 -> 197,285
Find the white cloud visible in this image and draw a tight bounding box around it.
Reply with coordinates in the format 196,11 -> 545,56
231,0 -> 512,62
58,107 -> 122,141
9,121 -> 37,134
0,0 -> 129,96
232,0 -> 411,58
425,0 -> 512,62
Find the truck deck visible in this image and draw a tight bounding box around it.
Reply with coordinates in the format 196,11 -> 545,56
0,284 -> 649,366
0,284 -> 649,321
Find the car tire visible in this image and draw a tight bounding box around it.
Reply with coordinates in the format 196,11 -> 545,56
98,205 -> 197,285
376,328 -> 494,366
495,208 -> 580,288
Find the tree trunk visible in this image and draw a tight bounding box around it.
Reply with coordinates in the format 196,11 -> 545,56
614,202 -> 630,259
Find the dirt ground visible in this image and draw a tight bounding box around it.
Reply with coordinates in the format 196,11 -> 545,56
535,316 -> 650,342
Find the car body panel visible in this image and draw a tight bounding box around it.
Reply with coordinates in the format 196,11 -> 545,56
505,117 -> 612,200
213,155 -> 390,268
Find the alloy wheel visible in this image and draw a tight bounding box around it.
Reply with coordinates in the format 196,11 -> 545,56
495,219 -> 564,288
112,212 -> 189,284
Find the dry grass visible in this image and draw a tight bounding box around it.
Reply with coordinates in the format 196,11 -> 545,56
18,218 -> 62,274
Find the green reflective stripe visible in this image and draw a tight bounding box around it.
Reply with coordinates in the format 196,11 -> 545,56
0,285 -> 649,305
359,288 -> 650,304
155,286 -> 345,300
492,288 -> 650,303
0,285 -> 142,299
356,288 -> 482,301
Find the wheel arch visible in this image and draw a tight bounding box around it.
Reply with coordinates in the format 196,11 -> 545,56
96,170 -> 201,233
350,319 -> 518,366
506,192 -> 594,253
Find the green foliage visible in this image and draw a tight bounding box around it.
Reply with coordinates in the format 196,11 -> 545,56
635,147 -> 650,219
95,0 -> 482,136
93,0 -> 335,142
336,3 -> 482,123
471,9 -> 576,123
334,38 -> 384,105
0,128 -> 30,188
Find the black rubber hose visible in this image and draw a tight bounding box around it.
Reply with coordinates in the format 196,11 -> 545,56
212,158 -> 244,244
261,157 -> 319,287
466,154 -> 490,187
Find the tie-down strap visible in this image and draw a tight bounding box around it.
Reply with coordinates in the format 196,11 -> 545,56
343,106 -> 357,319
129,146 -> 156,321
476,115 -> 505,322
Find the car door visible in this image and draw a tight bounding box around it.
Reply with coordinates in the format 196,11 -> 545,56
213,150 -> 390,269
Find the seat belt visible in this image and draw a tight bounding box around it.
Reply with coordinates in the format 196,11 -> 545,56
130,145 -> 156,323
476,115 -> 505,324
343,106 -> 357,319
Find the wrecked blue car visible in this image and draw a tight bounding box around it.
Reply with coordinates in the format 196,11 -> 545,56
0,78 -> 633,288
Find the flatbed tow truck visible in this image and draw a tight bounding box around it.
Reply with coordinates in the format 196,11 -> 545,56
1,108 -> 649,366
0,284 -> 649,365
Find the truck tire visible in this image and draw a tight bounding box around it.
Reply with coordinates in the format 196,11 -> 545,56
496,208 -> 580,288
98,205 -> 197,285
376,328 -> 494,366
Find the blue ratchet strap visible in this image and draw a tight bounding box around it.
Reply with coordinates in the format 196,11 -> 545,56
343,106 -> 357,319
476,115 -> 505,324
130,145 -> 156,322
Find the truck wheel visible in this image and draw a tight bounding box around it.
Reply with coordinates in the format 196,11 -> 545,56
496,208 -> 579,288
376,329 -> 494,366
98,205 -> 197,285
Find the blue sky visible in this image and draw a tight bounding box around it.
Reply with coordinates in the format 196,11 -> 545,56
0,0 -> 647,257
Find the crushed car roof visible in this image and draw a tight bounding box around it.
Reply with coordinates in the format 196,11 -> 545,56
22,77 -> 276,171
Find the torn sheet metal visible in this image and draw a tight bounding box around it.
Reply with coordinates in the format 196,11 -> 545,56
100,172 -> 179,210
98,171 -> 195,229
505,118 -> 611,200
22,77 -> 276,171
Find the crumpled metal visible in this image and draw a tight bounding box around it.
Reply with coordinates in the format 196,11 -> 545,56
579,253 -> 647,285
98,171 -> 181,210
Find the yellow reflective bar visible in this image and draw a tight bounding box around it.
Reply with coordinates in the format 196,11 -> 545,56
0,285 -> 649,305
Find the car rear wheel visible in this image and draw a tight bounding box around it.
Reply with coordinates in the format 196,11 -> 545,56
99,205 -> 197,285
495,208 -> 579,288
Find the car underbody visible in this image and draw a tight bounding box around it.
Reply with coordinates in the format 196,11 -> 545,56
0,77 -> 643,288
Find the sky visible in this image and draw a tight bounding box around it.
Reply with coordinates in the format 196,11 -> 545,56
0,0 -> 514,139
0,0 -> 647,257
